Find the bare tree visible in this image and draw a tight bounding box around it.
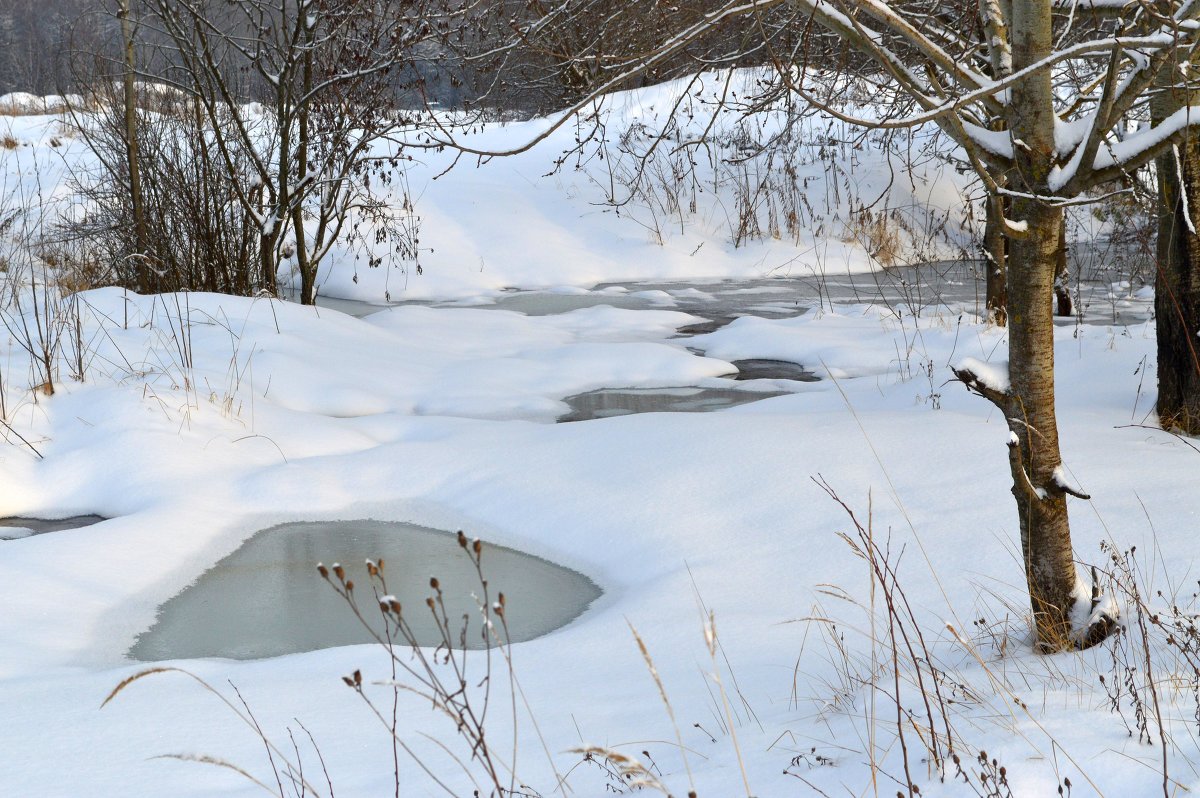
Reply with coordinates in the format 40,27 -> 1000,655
430,0 -> 1200,649
117,0 -> 150,291
141,0 -> 426,303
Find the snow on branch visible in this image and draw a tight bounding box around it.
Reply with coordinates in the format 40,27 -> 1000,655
951,357 -> 1011,409
962,122 -> 1014,160
1051,465 -> 1092,500
781,33 -> 1173,137
1078,104 -> 1200,188
1052,0 -> 1138,10
957,357 -> 1010,391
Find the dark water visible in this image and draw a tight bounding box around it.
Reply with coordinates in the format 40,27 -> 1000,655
130,520 -> 602,661
729,359 -> 819,382
0,515 -> 106,540
559,386 -> 787,422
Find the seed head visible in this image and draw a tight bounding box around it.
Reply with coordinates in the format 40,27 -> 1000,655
317,563 -> 329,579
333,563 -> 345,582
457,530 -> 467,548
430,576 -> 439,590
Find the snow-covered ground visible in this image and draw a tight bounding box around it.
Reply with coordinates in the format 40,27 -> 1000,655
0,78 -> 1192,797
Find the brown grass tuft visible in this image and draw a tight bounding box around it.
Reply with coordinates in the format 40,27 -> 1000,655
101,666 -> 183,708
845,208 -> 904,267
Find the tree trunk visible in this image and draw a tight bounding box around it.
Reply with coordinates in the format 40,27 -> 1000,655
1006,200 -> 1079,648
1153,100 -> 1200,434
1054,224 -> 1073,317
996,0 -> 1082,648
984,195 -> 1008,326
294,17 -> 315,305
119,0 -> 150,294
259,214 -> 278,296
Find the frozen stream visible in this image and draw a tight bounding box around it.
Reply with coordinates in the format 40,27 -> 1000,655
0,515 -> 106,540
296,253 -> 1155,328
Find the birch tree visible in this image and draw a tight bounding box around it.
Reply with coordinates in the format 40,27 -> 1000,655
438,0 -> 1200,649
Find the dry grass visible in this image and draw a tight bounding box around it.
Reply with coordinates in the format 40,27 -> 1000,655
28,247 -> 112,295
0,100 -> 70,117
844,208 -> 905,267
51,250 -> 111,295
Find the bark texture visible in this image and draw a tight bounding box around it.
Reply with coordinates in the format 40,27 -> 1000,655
1154,95 -> 1200,434
1005,200 -> 1079,647
119,0 -> 150,293
984,195 -> 1009,326
1054,225 -> 1073,317
996,0 -> 1081,647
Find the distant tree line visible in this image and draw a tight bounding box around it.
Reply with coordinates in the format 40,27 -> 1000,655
0,0 -> 107,96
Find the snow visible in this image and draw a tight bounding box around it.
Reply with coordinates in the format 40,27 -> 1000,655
0,78 -> 1196,798
963,121 -> 1015,159
1051,463 -> 1089,497
957,355 -> 1011,393
1003,217 -> 1029,234
1083,103 -> 1200,186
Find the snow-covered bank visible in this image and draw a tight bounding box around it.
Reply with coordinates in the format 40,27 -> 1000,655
0,284 -> 1192,796
0,77 -> 1194,797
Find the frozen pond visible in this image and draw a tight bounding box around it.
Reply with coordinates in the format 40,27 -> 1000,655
0,515 -> 106,540
560,386 -> 787,422
130,520 -> 602,661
